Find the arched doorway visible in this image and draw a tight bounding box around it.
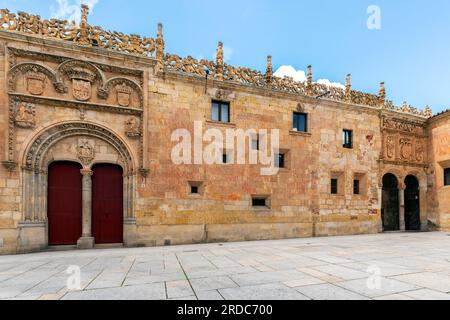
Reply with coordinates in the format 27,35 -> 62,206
92,164 -> 124,244
48,161 -> 83,245
382,173 -> 400,231
405,175 -> 421,231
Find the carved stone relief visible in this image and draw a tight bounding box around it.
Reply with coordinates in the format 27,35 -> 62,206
77,138 -> 95,166
125,117 -> 141,138
438,136 -> 450,157
14,102 -> 35,128
399,138 -> 413,161
386,136 -> 395,160
68,68 -> 96,101
415,140 -> 424,162
116,82 -> 132,107
25,67 -> 46,95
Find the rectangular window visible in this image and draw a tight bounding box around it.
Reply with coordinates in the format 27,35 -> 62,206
343,129 -> 353,149
189,181 -> 203,195
331,179 -> 338,194
445,168 -> 450,186
252,197 -> 267,207
211,101 -> 230,123
191,186 -> 199,194
275,153 -> 285,169
222,152 -> 229,164
293,112 -> 308,133
353,179 -> 360,195
252,136 -> 259,151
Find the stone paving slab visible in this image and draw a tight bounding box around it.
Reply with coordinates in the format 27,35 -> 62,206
1,232 -> 450,300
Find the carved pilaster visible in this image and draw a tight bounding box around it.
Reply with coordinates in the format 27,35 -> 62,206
78,4 -> 90,46
156,23 -> 165,62
266,55 -> 273,84
306,65 -> 313,94
379,82 -> 386,108
216,41 -> 224,81
345,74 -> 351,102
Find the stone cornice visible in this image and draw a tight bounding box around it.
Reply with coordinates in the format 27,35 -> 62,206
427,109 -> 450,125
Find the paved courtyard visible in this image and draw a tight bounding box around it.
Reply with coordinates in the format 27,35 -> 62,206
1,232 -> 450,300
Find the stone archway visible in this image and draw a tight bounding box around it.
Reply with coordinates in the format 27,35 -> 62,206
20,121 -> 137,248
382,173 -> 400,231
405,175 -> 421,231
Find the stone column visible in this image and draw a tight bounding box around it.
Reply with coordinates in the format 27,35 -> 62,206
378,186 -> 383,233
399,185 -> 406,231
77,169 -> 94,249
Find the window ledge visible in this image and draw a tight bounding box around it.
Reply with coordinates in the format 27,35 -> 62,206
251,207 -> 272,212
289,130 -> 312,137
206,120 -> 236,128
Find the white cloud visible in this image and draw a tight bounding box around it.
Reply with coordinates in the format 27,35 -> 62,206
274,65 -> 345,90
274,65 -> 306,83
50,0 -> 99,24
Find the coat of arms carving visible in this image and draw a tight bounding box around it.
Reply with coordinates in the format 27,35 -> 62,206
386,136 -> 395,159
14,102 -> 35,128
415,140 -> 424,162
116,82 -> 132,107
400,138 -> 413,160
77,139 -> 95,166
25,68 -> 46,95
68,68 -> 96,101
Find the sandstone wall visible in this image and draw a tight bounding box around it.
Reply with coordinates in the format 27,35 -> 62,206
427,113 -> 450,230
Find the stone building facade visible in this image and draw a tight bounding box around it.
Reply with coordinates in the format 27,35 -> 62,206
0,6 -> 448,254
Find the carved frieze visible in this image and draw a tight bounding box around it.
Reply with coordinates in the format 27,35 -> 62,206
14,101 -> 35,128
382,116 -> 424,135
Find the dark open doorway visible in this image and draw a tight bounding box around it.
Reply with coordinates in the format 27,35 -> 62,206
382,173 -> 400,231
405,175 -> 421,231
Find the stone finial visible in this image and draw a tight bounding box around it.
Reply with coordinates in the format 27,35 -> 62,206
156,23 -> 165,62
345,74 -> 351,101
79,4 -> 90,46
379,82 -> 386,108
307,65 -> 313,92
266,55 -> 273,84
423,105 -> 433,118
216,41 -> 224,81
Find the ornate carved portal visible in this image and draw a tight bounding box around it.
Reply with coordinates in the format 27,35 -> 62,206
20,122 -> 136,224
5,48 -> 146,173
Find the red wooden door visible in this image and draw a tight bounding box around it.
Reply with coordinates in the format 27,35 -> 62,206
48,162 -> 83,245
92,164 -> 124,244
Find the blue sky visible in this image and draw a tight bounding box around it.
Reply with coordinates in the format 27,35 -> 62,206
2,0 -> 450,114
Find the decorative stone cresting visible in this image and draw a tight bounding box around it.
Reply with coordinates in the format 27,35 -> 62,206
0,6 -> 434,117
